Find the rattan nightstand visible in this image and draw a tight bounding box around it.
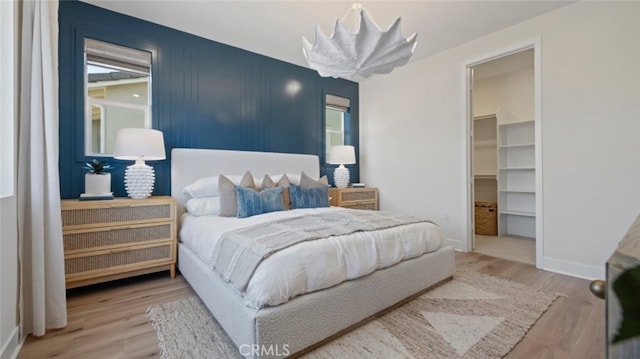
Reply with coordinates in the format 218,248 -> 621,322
60,196 -> 177,289
329,187 -> 379,210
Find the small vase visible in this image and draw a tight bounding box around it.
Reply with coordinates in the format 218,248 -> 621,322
85,173 -> 111,194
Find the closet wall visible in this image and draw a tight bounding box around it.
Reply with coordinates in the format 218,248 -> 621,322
473,115 -> 497,202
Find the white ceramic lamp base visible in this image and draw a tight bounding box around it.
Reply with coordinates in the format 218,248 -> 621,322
124,160 -> 155,199
333,164 -> 350,188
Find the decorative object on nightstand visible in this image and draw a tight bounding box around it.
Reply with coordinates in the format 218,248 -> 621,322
329,187 -> 378,210
60,196 -> 177,288
328,145 -> 356,188
113,128 -> 166,199
81,159 -> 114,200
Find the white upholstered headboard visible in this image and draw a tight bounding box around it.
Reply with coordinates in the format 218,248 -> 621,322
171,148 -> 320,216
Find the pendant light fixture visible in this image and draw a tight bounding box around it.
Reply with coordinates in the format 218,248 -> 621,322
302,1 -> 417,80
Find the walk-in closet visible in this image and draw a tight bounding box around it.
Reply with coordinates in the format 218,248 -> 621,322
471,49 -> 536,265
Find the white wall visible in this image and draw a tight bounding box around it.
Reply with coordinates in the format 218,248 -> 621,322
473,66 -> 534,122
0,0 -> 15,198
473,116 -> 497,203
0,198 -> 19,359
360,1 -> 640,279
1,1 -> 20,358
473,117 -> 497,175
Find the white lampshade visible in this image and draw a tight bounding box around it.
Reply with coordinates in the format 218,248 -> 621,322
113,128 -> 165,199
328,145 -> 356,189
328,145 -> 356,165
113,128 -> 166,161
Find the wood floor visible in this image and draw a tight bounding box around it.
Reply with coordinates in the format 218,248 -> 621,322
18,252 -> 605,358
474,234 -> 536,265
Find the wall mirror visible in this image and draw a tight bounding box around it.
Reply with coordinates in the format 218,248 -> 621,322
325,94 -> 351,163
84,38 -> 152,156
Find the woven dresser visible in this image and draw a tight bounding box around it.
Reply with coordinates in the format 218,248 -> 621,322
329,187 -> 379,210
61,196 -> 177,289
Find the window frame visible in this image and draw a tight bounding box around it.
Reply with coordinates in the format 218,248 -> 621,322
83,38 -> 152,157
323,93 -> 353,165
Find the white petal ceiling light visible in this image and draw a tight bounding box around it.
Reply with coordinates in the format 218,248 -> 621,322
302,2 -> 417,80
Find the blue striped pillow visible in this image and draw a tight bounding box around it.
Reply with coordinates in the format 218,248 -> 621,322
289,184 -> 329,209
236,186 -> 285,218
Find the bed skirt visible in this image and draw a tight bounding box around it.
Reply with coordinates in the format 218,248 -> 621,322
178,243 -> 455,358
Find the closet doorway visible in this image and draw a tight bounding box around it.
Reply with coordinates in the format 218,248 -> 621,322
467,46 -> 541,266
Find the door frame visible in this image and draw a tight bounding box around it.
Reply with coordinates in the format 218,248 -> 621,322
464,39 -> 543,268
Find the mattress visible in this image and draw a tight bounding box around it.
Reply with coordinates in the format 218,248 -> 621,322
179,207 -> 443,309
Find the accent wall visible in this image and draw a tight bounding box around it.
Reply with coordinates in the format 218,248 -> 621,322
58,1 -> 359,199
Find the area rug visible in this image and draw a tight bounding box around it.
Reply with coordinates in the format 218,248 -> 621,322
146,271 -> 559,358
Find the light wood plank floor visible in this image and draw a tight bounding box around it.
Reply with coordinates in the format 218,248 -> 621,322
474,234 -> 536,265
19,252 -> 605,358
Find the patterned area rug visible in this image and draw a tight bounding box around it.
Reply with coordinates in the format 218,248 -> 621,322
146,271 -> 558,358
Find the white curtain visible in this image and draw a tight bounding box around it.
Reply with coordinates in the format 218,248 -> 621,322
17,0 -> 67,337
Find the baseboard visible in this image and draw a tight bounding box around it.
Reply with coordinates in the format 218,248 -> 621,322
0,326 -> 22,359
448,237 -> 604,280
444,237 -> 465,251
540,256 -> 605,281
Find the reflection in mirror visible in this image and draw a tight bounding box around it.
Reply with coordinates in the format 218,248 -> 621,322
85,38 -> 151,156
325,94 -> 351,162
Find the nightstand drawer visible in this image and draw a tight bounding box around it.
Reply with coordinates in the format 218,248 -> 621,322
61,202 -> 172,228
63,223 -> 173,252
65,243 -> 173,276
329,187 -> 379,210
337,190 -> 377,202
342,202 -> 378,211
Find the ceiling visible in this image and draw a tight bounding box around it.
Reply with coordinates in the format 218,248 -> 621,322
81,1 -> 572,79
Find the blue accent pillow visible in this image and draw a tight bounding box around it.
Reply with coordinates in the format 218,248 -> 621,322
236,186 -> 285,218
289,184 -> 329,209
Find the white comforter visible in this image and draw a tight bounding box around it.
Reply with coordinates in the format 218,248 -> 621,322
180,207 -> 443,309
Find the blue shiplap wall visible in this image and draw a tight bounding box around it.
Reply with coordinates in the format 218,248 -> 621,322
58,1 -> 359,199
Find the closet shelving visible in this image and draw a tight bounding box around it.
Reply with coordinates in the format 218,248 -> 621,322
497,117 -> 536,239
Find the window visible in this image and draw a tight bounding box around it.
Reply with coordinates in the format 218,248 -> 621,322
326,108 -> 344,157
325,94 -> 351,162
85,38 -> 151,156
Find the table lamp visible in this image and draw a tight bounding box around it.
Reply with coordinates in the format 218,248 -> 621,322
113,128 -> 166,199
328,145 -> 356,188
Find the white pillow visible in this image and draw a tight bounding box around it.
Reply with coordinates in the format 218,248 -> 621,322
183,175 -> 245,198
185,196 -> 221,216
183,176 -> 218,198
286,173 -> 302,185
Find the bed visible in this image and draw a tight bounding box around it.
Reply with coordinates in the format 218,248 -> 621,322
171,148 -> 455,358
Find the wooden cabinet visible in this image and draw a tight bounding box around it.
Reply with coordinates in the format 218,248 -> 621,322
61,196 -> 177,289
329,187 -> 379,210
497,116 -> 536,239
604,214 -> 640,357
